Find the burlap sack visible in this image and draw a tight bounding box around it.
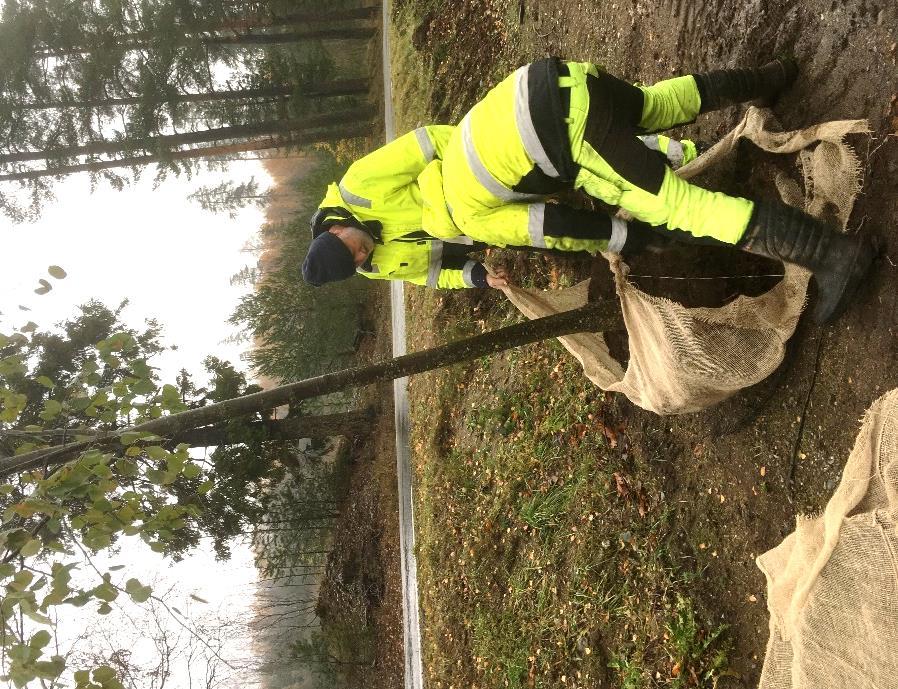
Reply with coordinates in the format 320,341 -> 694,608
756,389 -> 898,689
501,107 -> 869,414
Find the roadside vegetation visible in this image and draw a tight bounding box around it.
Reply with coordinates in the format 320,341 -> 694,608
393,1 -> 736,687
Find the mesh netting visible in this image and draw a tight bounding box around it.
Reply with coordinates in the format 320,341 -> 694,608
756,388 -> 898,689
501,106 -> 869,415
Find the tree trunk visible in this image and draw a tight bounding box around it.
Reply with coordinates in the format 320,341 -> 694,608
0,125 -> 373,183
32,7 -> 380,56
3,409 -> 374,448
35,25 -> 377,58
0,302 -> 623,479
0,105 -> 375,164
12,79 -> 369,112
213,6 -> 379,31
169,408 -> 375,447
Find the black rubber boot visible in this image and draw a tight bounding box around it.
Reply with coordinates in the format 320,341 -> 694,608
618,220 -> 675,257
693,58 -> 799,113
738,200 -> 877,324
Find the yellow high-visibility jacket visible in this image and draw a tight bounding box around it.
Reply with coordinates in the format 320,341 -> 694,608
319,126 -> 484,289
320,118 -> 696,287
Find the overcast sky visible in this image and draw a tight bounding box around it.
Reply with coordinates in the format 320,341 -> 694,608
0,162 -> 270,381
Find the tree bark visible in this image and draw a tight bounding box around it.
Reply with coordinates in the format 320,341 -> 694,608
0,302 -> 624,479
0,105 -> 375,165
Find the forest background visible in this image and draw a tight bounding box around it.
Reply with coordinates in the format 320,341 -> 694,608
0,0 -> 389,688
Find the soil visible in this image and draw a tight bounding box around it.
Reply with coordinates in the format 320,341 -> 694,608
514,0 -> 898,684
331,0 -> 898,686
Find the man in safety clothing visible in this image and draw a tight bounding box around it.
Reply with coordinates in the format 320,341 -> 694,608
304,128 -> 693,290
303,57 -> 876,324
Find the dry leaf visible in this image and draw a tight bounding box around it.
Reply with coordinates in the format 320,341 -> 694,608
613,472 -> 630,498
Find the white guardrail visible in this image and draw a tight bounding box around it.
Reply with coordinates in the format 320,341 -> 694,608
382,1 -> 425,687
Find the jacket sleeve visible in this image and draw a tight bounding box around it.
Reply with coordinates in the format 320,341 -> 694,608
637,134 -> 698,169
338,126 -> 456,207
434,259 -> 488,289
359,257 -> 488,289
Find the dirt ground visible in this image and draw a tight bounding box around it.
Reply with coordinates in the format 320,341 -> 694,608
327,0 -> 898,686
518,0 -> 898,681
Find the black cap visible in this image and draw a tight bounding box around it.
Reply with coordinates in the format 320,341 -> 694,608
301,232 -> 356,287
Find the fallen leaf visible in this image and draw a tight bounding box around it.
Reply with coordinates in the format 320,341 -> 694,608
613,472 -> 630,498
47,265 -> 67,279
600,423 -> 618,448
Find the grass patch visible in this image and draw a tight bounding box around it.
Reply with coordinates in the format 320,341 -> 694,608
409,328 -> 732,688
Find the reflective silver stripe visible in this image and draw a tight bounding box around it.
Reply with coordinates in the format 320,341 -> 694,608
528,203 -> 547,248
666,140 -> 684,168
415,127 -> 436,162
514,66 -> 560,178
462,260 -> 478,287
461,114 -> 541,203
607,217 -> 628,253
426,242 -> 444,287
444,235 -> 474,245
338,183 -> 372,209
639,134 -> 661,151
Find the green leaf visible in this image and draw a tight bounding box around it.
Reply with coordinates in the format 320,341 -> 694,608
74,669 -> 90,683
28,630 -> 51,649
19,537 -> 41,558
108,565 -> 125,571
97,602 -> 112,615
12,570 -> 33,589
40,399 -> 62,420
146,446 -> 168,461
36,376 -> 54,389
8,664 -> 35,688
33,656 -> 65,679
92,666 -> 117,682
130,360 -> 151,379
93,583 -> 118,602
166,454 -> 184,474
119,432 -> 140,446
197,480 -> 214,495
131,379 -> 155,395
125,578 -> 152,603
182,462 -> 201,479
